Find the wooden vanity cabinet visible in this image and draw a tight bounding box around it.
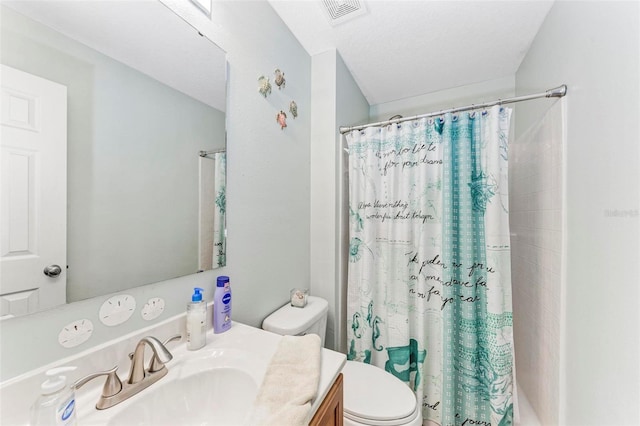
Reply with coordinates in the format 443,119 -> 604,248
309,373 -> 344,426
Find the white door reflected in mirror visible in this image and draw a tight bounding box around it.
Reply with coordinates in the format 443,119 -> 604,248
0,65 -> 67,318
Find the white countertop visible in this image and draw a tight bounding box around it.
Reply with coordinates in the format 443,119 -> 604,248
1,321 -> 346,425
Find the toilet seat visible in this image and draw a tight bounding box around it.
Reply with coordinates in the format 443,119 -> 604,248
344,405 -> 420,426
342,361 -> 421,426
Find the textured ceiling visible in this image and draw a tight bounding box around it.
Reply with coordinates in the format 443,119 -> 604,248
269,0 -> 554,106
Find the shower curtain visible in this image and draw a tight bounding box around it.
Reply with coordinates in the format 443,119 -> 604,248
213,152 -> 226,267
346,106 -> 514,426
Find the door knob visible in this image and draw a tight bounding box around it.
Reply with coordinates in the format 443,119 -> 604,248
43,264 -> 62,278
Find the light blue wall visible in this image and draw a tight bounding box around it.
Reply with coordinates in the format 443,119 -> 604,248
515,2 -> 640,424
0,0 -> 312,380
336,53 -> 370,129
210,1 -> 313,328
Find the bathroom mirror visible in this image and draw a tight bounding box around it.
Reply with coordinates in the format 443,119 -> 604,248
0,1 -> 227,317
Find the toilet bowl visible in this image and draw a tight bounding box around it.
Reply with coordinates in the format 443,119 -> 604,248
342,360 -> 422,426
262,296 -> 422,426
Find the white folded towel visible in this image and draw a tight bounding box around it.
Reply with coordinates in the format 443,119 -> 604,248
246,334 -> 322,426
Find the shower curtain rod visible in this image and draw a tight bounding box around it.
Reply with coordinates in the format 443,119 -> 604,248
338,84 -> 567,134
199,148 -> 226,157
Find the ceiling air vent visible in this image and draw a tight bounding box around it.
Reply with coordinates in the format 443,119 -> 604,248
320,0 -> 367,26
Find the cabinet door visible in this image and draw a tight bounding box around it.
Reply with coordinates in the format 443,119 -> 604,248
309,373 -> 343,426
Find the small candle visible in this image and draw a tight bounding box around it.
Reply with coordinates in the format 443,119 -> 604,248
290,288 -> 308,308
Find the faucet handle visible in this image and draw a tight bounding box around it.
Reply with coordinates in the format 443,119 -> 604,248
149,334 -> 182,373
73,365 -> 123,399
162,334 -> 183,345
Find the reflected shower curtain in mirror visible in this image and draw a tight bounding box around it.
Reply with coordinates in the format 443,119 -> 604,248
213,152 -> 226,267
346,106 -> 515,426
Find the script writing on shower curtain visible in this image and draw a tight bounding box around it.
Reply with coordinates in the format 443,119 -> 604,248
351,138 -> 494,312
347,109 -> 515,426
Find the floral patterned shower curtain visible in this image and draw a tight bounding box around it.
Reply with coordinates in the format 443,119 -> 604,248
346,106 -> 515,426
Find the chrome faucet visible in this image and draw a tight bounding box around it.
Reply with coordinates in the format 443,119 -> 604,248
74,334 -> 180,410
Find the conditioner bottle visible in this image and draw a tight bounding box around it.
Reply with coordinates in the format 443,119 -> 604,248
213,276 -> 232,333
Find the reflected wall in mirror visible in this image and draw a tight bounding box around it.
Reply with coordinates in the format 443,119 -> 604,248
0,1 -> 227,318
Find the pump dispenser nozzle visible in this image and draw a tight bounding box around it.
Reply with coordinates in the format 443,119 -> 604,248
192,287 -> 203,302
42,366 -> 77,395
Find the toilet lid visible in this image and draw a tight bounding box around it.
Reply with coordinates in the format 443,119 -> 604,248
343,361 -> 418,424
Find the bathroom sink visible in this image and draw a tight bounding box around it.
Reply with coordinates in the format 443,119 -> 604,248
76,341 -> 268,426
107,367 -> 257,426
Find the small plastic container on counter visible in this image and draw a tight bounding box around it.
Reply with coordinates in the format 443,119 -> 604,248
30,366 -> 78,426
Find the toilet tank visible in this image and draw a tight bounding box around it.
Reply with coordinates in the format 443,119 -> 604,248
261,296 -> 328,347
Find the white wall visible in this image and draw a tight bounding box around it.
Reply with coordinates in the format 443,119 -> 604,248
510,100 -> 565,425
515,2 -> 640,424
369,75 -> 515,121
334,52 -> 370,352
0,0 -> 312,380
310,50 -> 338,350
310,49 -> 369,351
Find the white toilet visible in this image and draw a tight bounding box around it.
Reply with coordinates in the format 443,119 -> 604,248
262,296 -> 422,426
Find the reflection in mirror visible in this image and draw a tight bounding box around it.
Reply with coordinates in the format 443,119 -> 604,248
0,1 -> 227,318
198,149 -> 226,270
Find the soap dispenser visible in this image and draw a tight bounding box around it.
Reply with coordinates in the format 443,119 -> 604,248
30,366 -> 77,426
186,287 -> 206,350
